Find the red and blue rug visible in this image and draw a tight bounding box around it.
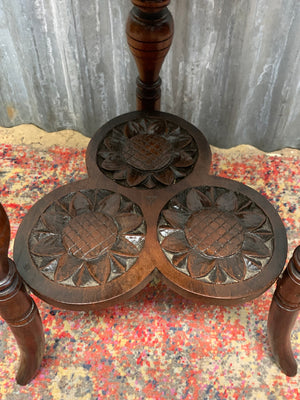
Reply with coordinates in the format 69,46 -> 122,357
0,126 -> 299,399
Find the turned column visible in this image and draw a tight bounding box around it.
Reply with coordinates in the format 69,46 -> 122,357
0,204 -> 45,385
268,246 -> 300,376
126,0 -> 174,111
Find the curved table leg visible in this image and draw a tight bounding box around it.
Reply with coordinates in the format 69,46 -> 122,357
268,246 -> 300,377
0,204 -> 45,385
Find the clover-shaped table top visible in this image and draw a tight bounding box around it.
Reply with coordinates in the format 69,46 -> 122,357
13,112 -> 287,310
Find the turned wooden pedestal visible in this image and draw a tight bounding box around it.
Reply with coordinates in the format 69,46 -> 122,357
0,204 -> 44,385
268,246 -> 300,377
0,0 -> 298,384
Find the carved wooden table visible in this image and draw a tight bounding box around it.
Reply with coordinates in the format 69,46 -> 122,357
14,111 -> 286,309
0,0 -> 298,385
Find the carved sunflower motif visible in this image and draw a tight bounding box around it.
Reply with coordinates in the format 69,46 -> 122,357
97,118 -> 198,188
158,187 -> 274,284
29,190 -> 146,287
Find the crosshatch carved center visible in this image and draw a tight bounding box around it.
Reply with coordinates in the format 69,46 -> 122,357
97,118 -> 198,188
62,212 -> 118,261
185,209 -> 244,258
122,134 -> 173,171
158,186 -> 274,284
29,190 -> 146,287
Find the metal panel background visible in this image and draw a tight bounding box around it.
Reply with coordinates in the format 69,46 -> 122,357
0,0 -> 299,150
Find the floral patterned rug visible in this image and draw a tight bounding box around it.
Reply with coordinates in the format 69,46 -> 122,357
0,125 -> 299,399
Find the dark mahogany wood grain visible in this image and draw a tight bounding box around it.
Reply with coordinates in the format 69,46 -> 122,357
4,0 -> 292,383
268,246 -> 300,376
15,111 -> 212,310
0,204 -> 45,385
126,0 -> 174,110
0,203 -> 10,280
14,109 -> 287,309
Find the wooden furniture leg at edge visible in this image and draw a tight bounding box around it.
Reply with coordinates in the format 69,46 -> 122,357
126,0 -> 174,111
0,203 -> 45,385
268,246 -> 300,377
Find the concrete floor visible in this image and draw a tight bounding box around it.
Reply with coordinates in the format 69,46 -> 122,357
0,124 -> 90,149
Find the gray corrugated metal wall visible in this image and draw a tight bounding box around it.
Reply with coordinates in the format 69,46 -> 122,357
0,0 -> 299,151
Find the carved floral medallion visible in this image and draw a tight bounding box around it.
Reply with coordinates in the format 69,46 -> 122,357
97,118 -> 198,188
158,187 -> 274,284
29,190 -> 146,287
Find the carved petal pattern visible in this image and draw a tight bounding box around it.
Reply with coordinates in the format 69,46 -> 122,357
244,256 -> 263,269
215,191 -> 238,212
97,118 -> 198,188
173,151 -> 194,167
110,257 -> 126,278
172,252 -> 188,268
115,213 -> 143,234
215,253 -> 246,281
154,168 -> 175,185
125,120 -> 147,137
158,186 -> 274,285
161,231 -> 189,253
87,257 -> 111,284
186,189 -> 211,211
72,264 -> 95,287
101,157 -> 126,171
210,266 -> 228,284
162,209 -> 188,229
112,169 -> 127,180
126,168 -> 147,187
54,253 -> 83,282
147,120 -> 166,135
31,235 -> 65,257
242,233 -> 271,257
104,133 -> 125,150
169,132 -> 192,148
111,130 -> 125,143
144,176 -> 157,189
29,190 -> 146,287
236,211 -> 266,230
113,237 -> 140,257
96,193 -> 121,216
41,206 -> 70,233
170,166 -> 186,179
69,192 -> 92,216
187,252 -> 215,278
253,229 -> 273,241
103,137 -> 115,151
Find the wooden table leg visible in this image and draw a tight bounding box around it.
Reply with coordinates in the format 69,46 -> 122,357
126,0 -> 174,111
268,246 -> 300,376
0,204 -> 45,385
